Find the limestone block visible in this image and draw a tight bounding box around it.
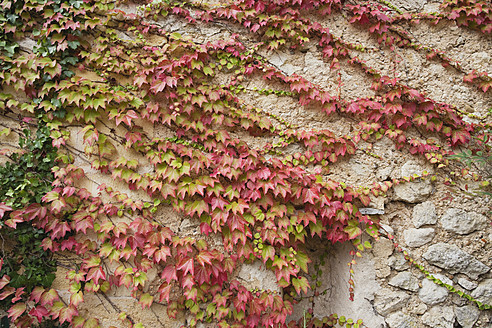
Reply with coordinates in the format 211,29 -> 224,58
421,306 -> 455,328
440,208 -> 488,235
471,279 -> 492,305
455,305 -> 480,328
403,228 -> 435,247
388,271 -> 419,292
412,201 -> 437,228
385,311 -> 419,328
374,288 -> 411,316
418,274 -> 452,305
423,243 -> 490,279
458,278 -> 478,291
372,238 -> 394,258
393,181 -> 432,203
238,262 -> 280,293
388,253 -> 410,271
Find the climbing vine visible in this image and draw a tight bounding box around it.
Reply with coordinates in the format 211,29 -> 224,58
0,0 -> 490,327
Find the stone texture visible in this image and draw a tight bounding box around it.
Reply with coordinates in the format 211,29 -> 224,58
455,305 -> 480,328
423,243 -> 490,279
238,262 -> 280,292
421,306 -> 455,328
440,208 -> 488,235
393,181 -> 432,203
401,160 -> 430,177
385,311 -> 418,328
388,271 -> 419,292
312,242 -> 386,328
418,274 -> 452,305
412,201 -> 437,228
471,279 -> 492,305
388,253 -> 410,271
391,0 -> 427,11
372,238 -> 394,258
374,288 -> 411,316
403,228 -> 435,247
458,278 -> 478,290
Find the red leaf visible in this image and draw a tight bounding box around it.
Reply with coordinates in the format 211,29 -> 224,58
0,203 -> 12,218
158,283 -> 172,303
29,305 -> 49,323
0,275 -> 10,290
59,305 -> 78,323
161,266 -> 177,284
139,293 -> 154,309
302,188 -> 319,204
40,289 -> 59,307
7,302 -> 26,321
451,129 -> 470,146
177,257 -> 194,276
196,250 -> 214,267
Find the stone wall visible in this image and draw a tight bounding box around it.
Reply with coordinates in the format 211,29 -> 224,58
1,0 -> 491,327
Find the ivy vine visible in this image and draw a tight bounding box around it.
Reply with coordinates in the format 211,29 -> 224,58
0,0 -> 490,327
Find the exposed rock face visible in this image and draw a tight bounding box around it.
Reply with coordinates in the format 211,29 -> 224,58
418,274 -> 452,305
421,306 -> 455,328
374,288 -> 411,316
393,181 -> 432,203
471,279 -> 492,305
385,311 -> 418,328
440,208 -> 488,235
388,271 -> 419,292
412,201 -> 437,228
237,262 -> 280,293
455,305 -> 480,328
403,228 -> 435,247
422,243 -> 490,279
387,253 -> 410,271
458,278 -> 478,291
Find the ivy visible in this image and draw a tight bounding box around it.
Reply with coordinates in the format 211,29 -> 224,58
0,0 -> 491,327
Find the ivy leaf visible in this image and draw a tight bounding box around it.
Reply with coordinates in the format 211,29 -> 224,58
70,291 -> 84,306
83,318 -> 99,328
161,266 -> 177,284
343,220 -> 362,239
0,275 -> 10,289
177,257 -> 194,276
196,250 -> 214,266
0,203 -> 12,219
291,276 -> 310,294
59,305 -> 78,323
7,302 -> 26,321
295,250 -> 311,273
40,289 -> 59,307
158,283 -> 172,303
139,293 -> 154,309
261,245 -> 275,263
29,305 -> 50,323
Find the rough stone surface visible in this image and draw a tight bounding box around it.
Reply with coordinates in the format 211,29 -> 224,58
393,181 -> 433,203
418,274 -> 452,305
385,311 -> 418,328
388,253 -> 410,271
403,228 -> 435,247
238,262 -> 280,293
310,242 -> 386,328
421,306 -> 455,328
471,279 -> 492,305
455,305 -> 480,328
423,243 -> 490,279
374,288 -> 411,316
458,278 -> 478,290
412,201 -> 438,228
388,271 -> 419,292
440,208 -> 488,235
